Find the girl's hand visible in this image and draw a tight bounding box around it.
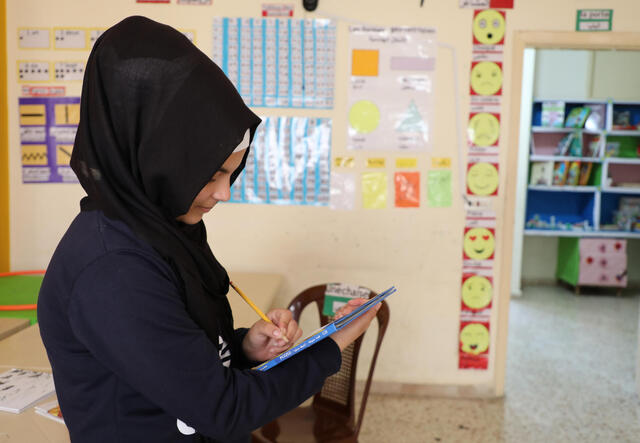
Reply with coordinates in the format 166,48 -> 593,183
242,308 -> 303,362
330,298 -> 380,351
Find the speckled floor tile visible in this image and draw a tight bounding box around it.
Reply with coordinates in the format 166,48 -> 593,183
358,285 -> 640,443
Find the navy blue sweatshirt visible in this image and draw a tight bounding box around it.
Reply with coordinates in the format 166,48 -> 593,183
37,210 -> 341,442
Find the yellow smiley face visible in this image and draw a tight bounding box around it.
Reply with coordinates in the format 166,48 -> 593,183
468,113 -> 500,147
473,10 -> 505,45
463,227 -> 495,260
460,323 -> 490,355
467,163 -> 498,196
462,275 -> 493,310
470,62 -> 502,96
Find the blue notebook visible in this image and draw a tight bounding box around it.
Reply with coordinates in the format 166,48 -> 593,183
254,286 -> 397,371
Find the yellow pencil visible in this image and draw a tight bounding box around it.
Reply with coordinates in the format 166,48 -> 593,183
229,281 -> 289,343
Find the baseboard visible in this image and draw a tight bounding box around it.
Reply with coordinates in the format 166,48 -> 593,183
356,380 -> 500,399
521,279 -> 640,289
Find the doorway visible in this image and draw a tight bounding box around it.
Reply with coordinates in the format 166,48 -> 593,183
497,31 -> 640,398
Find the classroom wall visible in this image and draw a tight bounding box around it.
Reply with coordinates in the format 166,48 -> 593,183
523,48 -> 640,285
7,0 -> 640,394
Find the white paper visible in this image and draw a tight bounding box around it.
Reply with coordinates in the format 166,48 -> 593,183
54,62 -> 85,81
329,172 -> 356,210
18,62 -> 50,82
19,29 -> 50,49
54,29 -> 86,49
0,369 -> 55,414
347,26 -> 436,151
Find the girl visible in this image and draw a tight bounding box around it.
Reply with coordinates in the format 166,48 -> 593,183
37,16 -> 379,443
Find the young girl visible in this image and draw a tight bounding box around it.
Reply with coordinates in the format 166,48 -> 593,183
37,16 -> 379,443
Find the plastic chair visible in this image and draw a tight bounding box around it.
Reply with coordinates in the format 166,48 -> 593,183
255,284 -> 390,443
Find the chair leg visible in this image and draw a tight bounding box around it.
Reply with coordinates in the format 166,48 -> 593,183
260,420 -> 281,442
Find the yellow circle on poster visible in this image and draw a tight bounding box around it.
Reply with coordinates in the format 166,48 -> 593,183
473,10 -> 506,45
460,323 -> 490,355
467,163 -> 498,196
463,227 -> 495,261
349,100 -> 381,134
462,275 -> 493,310
468,113 -> 500,147
470,62 -> 502,96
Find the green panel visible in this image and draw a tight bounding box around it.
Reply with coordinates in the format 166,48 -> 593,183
556,237 -> 580,285
591,163 -> 602,187
606,136 -> 640,159
0,275 -> 43,325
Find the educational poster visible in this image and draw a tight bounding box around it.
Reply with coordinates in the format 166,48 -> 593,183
459,321 -> 490,369
461,270 -> 493,314
459,208 -> 496,370
329,172 -> 355,211
394,171 -> 420,208
427,169 -> 452,207
212,18 -> 336,109
466,155 -> 499,196
362,172 -> 387,209
229,117 -> 331,206
347,26 -> 436,151
19,97 -> 80,183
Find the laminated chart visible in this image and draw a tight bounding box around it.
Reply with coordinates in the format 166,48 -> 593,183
347,26 -> 436,151
229,117 -> 331,206
19,97 -> 79,183
213,18 -> 336,109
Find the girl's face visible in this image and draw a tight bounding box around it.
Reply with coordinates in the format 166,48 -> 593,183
176,149 -> 246,225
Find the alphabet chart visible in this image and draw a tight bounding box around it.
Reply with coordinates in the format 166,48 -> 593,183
213,18 -> 336,109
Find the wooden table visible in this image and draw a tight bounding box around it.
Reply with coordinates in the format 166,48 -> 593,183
0,317 -> 30,341
0,272 -> 282,443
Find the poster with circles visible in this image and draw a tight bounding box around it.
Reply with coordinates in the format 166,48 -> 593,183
459,4 -> 512,370
347,26 -> 436,151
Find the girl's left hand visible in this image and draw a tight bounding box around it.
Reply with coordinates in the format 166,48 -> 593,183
242,308 -> 303,362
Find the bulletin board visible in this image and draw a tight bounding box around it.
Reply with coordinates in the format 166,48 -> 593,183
7,0 -> 639,397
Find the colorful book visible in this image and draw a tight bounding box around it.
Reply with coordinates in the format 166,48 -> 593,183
564,107 -> 591,128
541,101 -> 565,127
555,132 -> 574,156
552,161 -> 569,186
578,163 -> 593,186
566,161 -> 581,186
34,400 -> 65,424
0,368 -> 56,413
254,286 -> 397,371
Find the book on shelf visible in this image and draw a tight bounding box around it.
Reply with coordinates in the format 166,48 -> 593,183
34,400 -> 64,424
564,107 -> 591,128
578,162 -> 593,186
529,161 -> 554,186
254,286 -> 397,371
555,132 -> 575,156
541,101 -> 564,127
584,103 -> 605,131
565,161 -> 581,186
568,131 -> 583,156
0,368 -> 56,414
552,161 -> 570,186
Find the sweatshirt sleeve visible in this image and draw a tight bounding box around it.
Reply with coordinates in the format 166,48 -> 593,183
67,250 -> 341,442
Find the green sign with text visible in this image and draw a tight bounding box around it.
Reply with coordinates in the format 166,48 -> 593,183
576,9 -> 613,32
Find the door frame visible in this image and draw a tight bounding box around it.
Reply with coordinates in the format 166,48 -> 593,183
497,31 -> 640,395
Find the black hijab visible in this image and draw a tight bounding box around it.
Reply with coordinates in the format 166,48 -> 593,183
70,16 -> 261,344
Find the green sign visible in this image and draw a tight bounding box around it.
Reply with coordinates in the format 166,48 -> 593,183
576,9 -> 613,32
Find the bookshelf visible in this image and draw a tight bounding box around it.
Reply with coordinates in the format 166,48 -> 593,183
524,99 -> 640,238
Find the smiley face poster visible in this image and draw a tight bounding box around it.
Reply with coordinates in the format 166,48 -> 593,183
459,321 -> 490,369
461,272 -> 493,313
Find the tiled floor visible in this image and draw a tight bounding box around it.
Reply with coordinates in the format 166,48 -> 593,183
359,285 -> 640,443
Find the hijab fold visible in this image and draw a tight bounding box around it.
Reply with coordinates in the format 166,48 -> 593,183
71,16 -> 261,343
